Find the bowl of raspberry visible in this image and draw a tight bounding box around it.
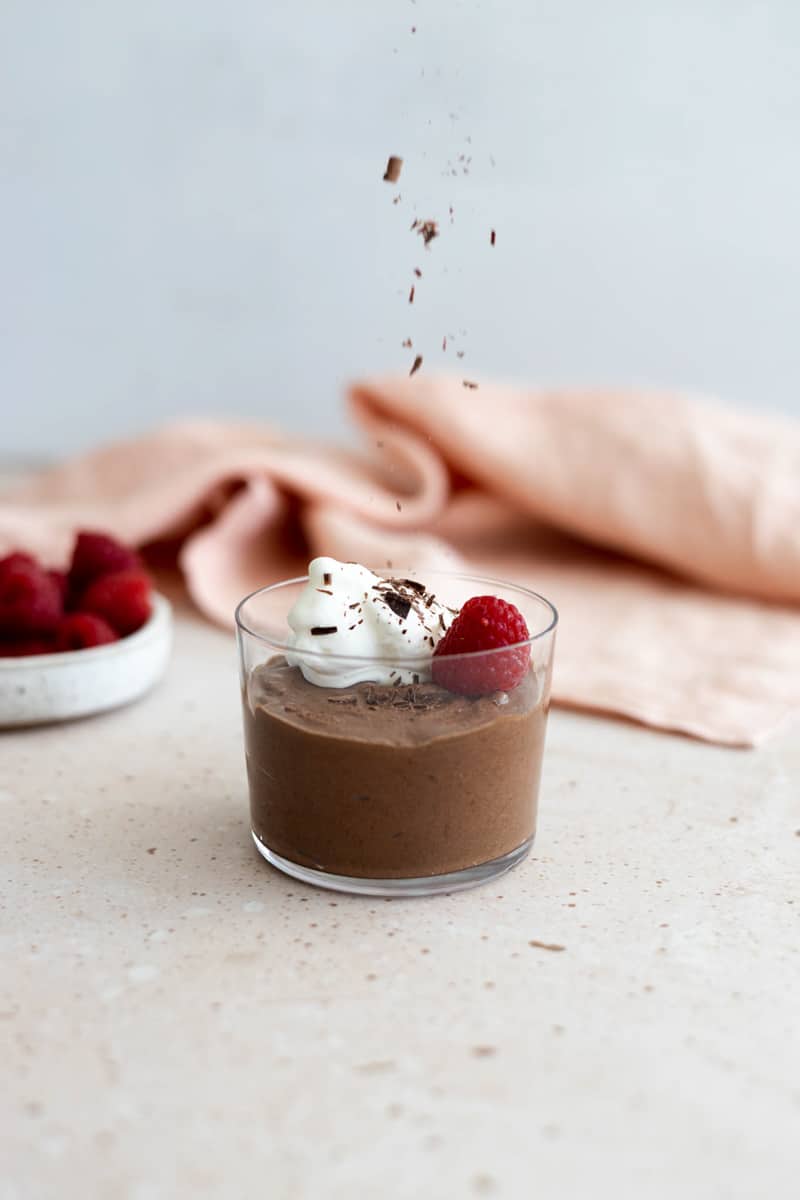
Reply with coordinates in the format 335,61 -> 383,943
0,532 -> 172,726
237,559 -> 558,896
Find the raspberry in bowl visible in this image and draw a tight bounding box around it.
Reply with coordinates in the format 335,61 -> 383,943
0,532 -> 172,726
236,559 -> 558,896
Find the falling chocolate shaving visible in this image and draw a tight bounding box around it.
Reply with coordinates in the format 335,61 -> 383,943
383,155 -> 403,183
417,220 -> 439,246
396,500 -> 402,511
409,285 -> 415,304
409,354 -> 423,376
442,335 -> 447,351
402,338 -> 412,348
462,380 -> 478,389
490,229 -> 496,246
392,195 -> 401,205
456,350 -> 465,358
323,572 -> 332,586
310,626 -> 338,636
382,592 -> 412,620
414,267 -> 422,278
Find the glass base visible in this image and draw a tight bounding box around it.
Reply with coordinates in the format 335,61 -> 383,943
251,831 -> 534,897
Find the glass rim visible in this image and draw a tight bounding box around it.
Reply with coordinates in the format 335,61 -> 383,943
234,570 -> 558,667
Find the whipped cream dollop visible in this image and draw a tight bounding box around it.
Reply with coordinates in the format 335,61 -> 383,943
285,557 -> 456,687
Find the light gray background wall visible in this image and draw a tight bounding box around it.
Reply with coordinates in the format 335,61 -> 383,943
3,0 -> 800,458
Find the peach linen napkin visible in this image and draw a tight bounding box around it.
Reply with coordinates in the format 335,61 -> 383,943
3,377 -> 800,747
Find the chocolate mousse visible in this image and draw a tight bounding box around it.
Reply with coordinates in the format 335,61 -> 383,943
244,658 -> 548,879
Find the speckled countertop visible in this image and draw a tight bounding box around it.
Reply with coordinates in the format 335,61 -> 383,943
2,597 -> 799,1199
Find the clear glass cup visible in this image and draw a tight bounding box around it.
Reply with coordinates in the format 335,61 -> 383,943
235,571 -> 557,897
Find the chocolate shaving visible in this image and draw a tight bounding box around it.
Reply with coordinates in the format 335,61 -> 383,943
383,155 -> 403,183
323,572 -> 332,585
327,695 -> 357,705
402,338 -> 412,348
398,578 -> 425,593
414,267 -> 422,278
528,940 -> 566,952
396,500 -> 402,511
310,626 -> 338,636
316,588 -> 333,595
392,195 -> 401,205
462,380 -> 478,389
490,229 -> 496,246
409,354 -> 423,376
409,285 -> 415,304
456,350 -> 465,359
382,592 -> 412,620
416,219 -> 439,246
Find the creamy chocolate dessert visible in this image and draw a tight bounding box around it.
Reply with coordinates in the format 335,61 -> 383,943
239,557 -> 553,884
244,661 -> 547,879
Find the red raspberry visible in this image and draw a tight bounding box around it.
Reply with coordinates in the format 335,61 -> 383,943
79,569 -> 152,636
0,552 -> 38,576
0,556 -> 63,635
68,531 -> 141,592
55,613 -> 119,651
48,569 -> 69,605
432,595 -> 531,696
0,635 -> 57,658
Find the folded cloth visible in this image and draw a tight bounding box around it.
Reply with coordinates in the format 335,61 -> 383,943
3,376 -> 800,746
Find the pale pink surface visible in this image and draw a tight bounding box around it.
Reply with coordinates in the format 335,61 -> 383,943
3,379 -> 800,746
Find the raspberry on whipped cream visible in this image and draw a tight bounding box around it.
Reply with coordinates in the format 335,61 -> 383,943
285,557 -> 456,688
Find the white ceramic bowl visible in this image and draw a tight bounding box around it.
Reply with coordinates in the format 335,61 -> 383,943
0,592 -> 173,727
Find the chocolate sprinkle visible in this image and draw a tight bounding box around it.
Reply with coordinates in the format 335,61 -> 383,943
409,354 -> 423,376
316,588 -> 333,595
383,155 -> 403,183
323,572 -> 332,585
310,626 -> 338,636
409,285 -> 415,304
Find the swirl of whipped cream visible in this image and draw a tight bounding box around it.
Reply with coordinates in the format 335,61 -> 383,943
285,557 -> 455,687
